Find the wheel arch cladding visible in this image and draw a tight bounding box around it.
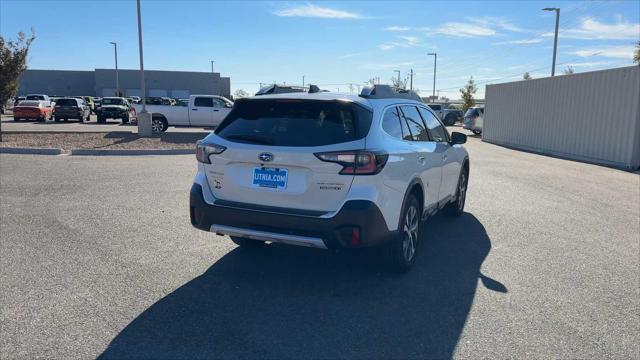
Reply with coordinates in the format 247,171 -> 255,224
397,178 -> 424,231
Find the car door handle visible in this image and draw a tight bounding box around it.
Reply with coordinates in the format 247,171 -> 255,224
418,156 -> 426,164
192,108 -> 198,111
442,154 -> 447,161
213,109 -> 220,112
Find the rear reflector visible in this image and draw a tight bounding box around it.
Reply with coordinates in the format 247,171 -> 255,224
350,227 -> 360,246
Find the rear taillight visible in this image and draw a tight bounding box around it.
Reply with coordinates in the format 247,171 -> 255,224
196,141 -> 226,164
314,150 -> 388,175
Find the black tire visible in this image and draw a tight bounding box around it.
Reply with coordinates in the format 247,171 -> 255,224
54,117 -> 60,122
13,117 -> 20,122
122,114 -> 129,124
386,194 -> 421,272
37,116 -> 45,122
444,114 -> 457,126
444,166 -> 468,217
97,116 -> 105,124
151,116 -> 168,132
472,130 -> 481,136
63,118 -> 68,122
230,236 -> 265,248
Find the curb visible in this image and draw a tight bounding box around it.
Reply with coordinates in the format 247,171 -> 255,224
70,148 -> 194,156
0,147 -> 63,155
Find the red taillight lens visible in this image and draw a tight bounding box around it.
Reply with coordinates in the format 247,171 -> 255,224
314,150 -> 388,175
196,141 -> 227,164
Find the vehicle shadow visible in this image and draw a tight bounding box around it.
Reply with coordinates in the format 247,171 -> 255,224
98,213 -> 505,359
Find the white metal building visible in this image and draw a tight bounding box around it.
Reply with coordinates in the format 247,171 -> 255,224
483,66 -> 640,169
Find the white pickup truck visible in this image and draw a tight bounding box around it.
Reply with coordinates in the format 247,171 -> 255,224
132,95 -> 233,132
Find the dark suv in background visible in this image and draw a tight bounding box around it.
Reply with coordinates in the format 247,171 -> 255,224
53,98 -> 90,122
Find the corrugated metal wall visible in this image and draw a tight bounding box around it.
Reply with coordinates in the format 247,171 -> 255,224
484,66 -> 640,169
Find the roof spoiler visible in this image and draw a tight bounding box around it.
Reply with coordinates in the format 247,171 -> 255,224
359,84 -> 422,102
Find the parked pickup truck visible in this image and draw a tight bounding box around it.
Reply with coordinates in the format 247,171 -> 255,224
426,104 -> 463,126
132,95 -> 233,132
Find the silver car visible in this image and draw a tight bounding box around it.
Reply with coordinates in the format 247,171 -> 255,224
463,107 -> 484,135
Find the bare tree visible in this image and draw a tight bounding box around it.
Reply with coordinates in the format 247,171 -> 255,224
523,72 -> 532,80
233,89 -> 250,99
634,41 -> 640,64
390,76 -> 408,90
563,65 -> 574,75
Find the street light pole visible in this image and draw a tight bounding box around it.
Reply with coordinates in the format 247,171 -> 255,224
409,69 -> 414,91
428,52 -> 437,98
210,60 -> 215,73
302,75 -> 305,88
136,0 -> 151,136
543,7 -> 560,76
109,42 -> 119,96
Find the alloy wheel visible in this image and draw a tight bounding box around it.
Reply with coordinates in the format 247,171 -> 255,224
151,119 -> 163,132
402,205 -> 419,261
458,173 -> 467,211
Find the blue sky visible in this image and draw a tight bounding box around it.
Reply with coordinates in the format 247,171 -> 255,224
1,0 -> 638,99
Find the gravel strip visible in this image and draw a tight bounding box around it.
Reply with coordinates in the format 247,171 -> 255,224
0,131 -> 207,150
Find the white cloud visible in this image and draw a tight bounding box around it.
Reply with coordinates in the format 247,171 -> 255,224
378,35 -> 423,50
570,45 -> 636,59
543,17 -> 640,40
507,65 -> 526,70
468,16 -> 524,32
385,26 -> 410,32
492,38 -> 543,45
273,4 -> 363,19
478,67 -> 495,73
398,36 -> 421,45
427,23 -> 496,37
564,61 -> 618,68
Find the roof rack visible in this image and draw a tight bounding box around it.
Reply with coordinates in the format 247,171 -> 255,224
359,84 -> 422,102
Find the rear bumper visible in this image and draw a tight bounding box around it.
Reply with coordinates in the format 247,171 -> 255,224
189,182 -> 397,250
54,110 -> 83,118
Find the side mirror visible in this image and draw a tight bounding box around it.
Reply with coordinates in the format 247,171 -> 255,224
450,132 -> 467,145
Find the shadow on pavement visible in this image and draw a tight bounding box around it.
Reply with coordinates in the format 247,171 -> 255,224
99,213 -> 505,359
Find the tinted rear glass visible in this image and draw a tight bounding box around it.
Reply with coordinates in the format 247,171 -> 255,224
216,99 -> 372,147
55,99 -> 77,106
464,109 -> 479,117
102,98 -> 124,105
26,95 -> 45,100
19,101 -> 40,107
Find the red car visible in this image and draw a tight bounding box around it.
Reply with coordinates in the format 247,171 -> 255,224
13,100 -> 53,122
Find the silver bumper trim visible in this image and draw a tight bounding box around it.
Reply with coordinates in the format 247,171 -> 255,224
210,224 -> 328,249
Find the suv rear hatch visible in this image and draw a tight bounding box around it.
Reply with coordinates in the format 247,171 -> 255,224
200,98 -> 373,214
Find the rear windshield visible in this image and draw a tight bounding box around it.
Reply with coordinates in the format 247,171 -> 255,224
465,109 -> 480,117
19,100 -> 40,107
215,99 -> 372,147
26,95 -> 45,100
55,99 -> 77,106
102,98 -> 124,105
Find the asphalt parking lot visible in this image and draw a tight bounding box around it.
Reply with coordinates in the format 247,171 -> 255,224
1,133 -> 638,358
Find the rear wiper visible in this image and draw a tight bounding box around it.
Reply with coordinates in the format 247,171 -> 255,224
224,134 -> 274,145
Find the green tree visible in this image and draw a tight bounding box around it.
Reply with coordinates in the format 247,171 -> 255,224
523,72 -> 532,80
634,41 -> 640,64
459,77 -> 477,112
563,65 -> 574,75
1,30 -> 35,112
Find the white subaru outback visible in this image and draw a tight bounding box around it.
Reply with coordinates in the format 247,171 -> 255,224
190,85 -> 469,271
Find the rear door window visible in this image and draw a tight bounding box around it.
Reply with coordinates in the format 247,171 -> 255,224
419,107 -> 449,142
194,97 -> 214,107
216,99 -> 372,147
399,106 -> 429,141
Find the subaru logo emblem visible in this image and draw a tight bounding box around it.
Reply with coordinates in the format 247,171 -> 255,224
258,152 -> 274,162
